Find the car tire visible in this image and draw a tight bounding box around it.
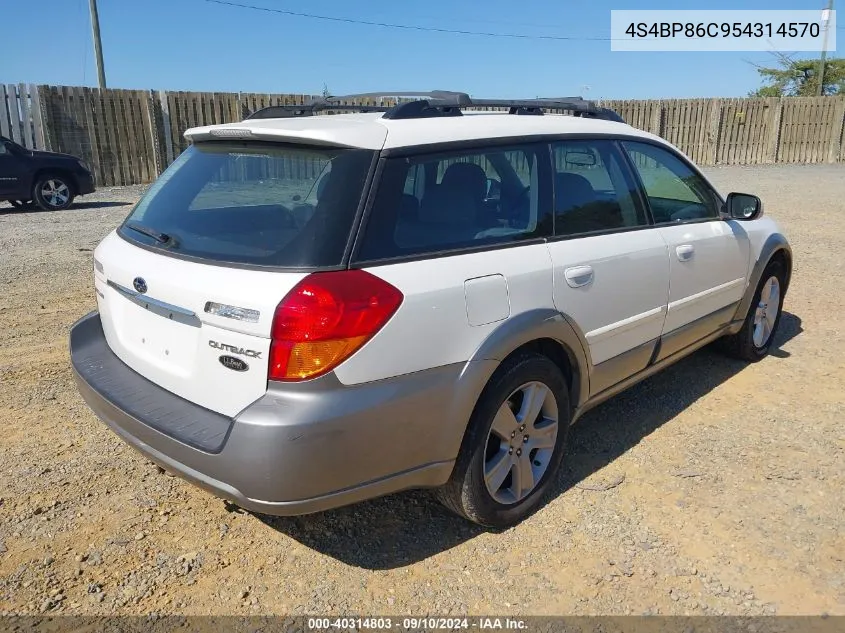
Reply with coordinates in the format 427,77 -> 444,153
33,174 -> 75,211
436,352 -> 571,528
718,258 -> 786,362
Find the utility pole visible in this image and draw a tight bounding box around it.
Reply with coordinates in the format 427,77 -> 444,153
89,0 -> 107,89
815,0 -> 833,96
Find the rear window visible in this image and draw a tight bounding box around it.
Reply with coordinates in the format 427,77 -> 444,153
119,142 -> 375,268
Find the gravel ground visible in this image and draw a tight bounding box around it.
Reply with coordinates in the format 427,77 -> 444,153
0,166 -> 843,617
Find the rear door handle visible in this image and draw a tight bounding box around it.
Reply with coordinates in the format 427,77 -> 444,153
676,244 -> 695,261
564,265 -> 594,288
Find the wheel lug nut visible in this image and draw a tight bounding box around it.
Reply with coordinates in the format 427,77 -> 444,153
519,425 -> 525,432
511,431 -> 516,438
524,435 -> 529,442
509,448 -> 513,455
516,449 -> 522,456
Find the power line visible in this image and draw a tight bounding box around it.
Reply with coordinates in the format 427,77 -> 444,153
201,0 -> 613,41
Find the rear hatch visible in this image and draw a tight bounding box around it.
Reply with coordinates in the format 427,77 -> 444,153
93,139 -> 376,417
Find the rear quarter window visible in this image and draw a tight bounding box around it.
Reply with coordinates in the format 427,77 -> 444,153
355,143 -> 552,262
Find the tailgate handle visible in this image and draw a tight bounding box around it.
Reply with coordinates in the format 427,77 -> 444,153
107,280 -> 201,328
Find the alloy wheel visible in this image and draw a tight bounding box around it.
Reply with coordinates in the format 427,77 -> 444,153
40,179 -> 70,209
752,275 -> 780,348
483,381 -> 559,505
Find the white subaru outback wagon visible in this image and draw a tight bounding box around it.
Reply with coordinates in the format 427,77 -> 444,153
70,92 -> 791,527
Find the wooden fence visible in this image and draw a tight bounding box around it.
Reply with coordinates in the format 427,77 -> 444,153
2,85 -> 844,186
0,84 -> 48,150
38,86 -> 159,187
602,97 -> 845,166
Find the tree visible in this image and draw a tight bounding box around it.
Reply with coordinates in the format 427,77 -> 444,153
749,56 -> 845,97
321,83 -> 331,98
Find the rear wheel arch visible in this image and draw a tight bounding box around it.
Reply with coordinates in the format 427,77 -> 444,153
500,338 -> 580,414
465,309 -> 590,411
440,310 -> 590,470
438,347 -> 574,526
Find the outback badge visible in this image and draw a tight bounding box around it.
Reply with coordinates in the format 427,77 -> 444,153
219,355 -> 248,372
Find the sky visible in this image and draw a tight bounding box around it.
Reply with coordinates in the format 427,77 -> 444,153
2,0 -> 841,100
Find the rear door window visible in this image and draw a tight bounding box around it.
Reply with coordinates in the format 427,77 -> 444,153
119,142 -> 375,268
355,143 -> 552,262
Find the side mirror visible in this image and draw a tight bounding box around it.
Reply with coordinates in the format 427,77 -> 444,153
725,192 -> 762,221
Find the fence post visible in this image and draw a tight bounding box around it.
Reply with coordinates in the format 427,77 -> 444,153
841,100 -> 845,163
0,85 -> 10,139
650,101 -> 663,136
158,89 -> 174,166
827,97 -> 845,163
17,83 -> 33,149
38,85 -> 55,152
707,99 -> 722,165
29,84 -> 47,150
6,84 -> 22,144
143,90 -> 161,176
765,98 -> 783,164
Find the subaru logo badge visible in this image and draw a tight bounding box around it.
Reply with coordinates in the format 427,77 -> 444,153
133,277 -> 148,294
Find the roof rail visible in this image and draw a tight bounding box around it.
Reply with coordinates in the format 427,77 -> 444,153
243,91 -> 625,124
245,103 -> 393,120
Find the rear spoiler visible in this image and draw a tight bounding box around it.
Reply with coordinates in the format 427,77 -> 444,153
183,125 -> 386,150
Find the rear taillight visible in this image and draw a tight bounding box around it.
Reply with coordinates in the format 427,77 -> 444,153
268,270 -> 403,381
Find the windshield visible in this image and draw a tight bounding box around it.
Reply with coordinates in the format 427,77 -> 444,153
119,142 -> 375,268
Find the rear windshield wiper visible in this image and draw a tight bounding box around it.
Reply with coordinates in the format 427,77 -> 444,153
125,222 -> 173,246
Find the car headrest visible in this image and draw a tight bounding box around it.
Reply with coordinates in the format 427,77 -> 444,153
400,193 -> 419,221
555,172 -> 597,212
441,162 -> 488,202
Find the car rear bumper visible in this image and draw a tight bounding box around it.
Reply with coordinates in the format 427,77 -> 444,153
69,311 -> 461,515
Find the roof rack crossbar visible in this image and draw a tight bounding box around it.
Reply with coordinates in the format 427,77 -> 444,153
382,96 -> 624,123
322,90 -> 469,103
242,91 -> 625,123
469,97 -> 594,111
243,91 -> 468,120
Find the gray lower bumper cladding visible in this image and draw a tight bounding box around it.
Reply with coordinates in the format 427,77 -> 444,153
69,311 -> 461,515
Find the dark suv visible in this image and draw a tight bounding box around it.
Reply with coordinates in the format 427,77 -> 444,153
0,136 -> 95,211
